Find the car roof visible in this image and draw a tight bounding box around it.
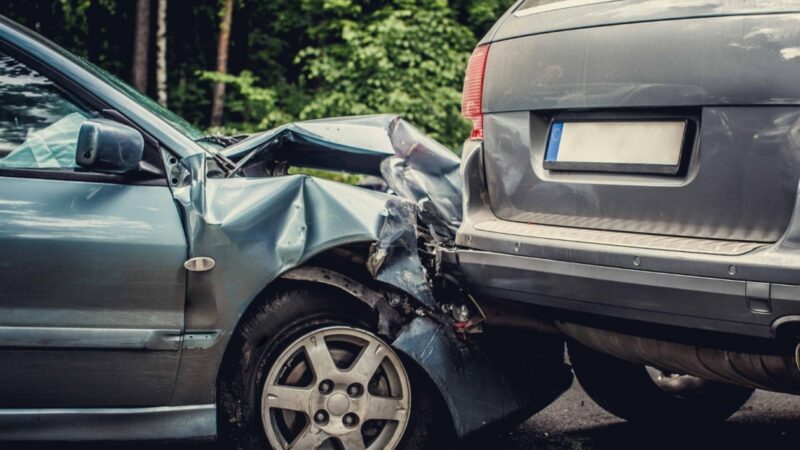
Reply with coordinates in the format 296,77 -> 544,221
490,0 -> 800,43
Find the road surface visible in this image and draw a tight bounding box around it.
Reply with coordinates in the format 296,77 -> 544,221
465,382 -> 800,450
8,381 -> 800,449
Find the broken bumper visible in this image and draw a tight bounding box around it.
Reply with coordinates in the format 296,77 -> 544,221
393,317 -> 572,437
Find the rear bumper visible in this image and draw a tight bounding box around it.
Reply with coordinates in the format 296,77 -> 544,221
454,248 -> 800,339
456,140 -> 800,340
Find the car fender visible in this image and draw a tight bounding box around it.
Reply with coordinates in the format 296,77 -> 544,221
393,316 -> 573,437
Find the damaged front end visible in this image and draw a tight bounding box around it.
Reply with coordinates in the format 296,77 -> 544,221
173,115 -> 571,437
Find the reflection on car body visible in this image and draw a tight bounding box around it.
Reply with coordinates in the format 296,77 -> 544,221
0,14 -> 571,449
456,0 -> 800,427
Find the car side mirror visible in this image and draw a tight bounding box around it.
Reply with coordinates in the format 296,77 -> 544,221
76,119 -> 144,174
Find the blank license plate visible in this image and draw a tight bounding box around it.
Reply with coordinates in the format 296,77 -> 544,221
544,121 -> 687,174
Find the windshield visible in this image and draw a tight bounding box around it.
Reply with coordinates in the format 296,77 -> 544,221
81,59 -> 208,142
3,17 -> 227,154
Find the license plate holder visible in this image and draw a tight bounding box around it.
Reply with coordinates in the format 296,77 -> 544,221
544,120 -> 688,175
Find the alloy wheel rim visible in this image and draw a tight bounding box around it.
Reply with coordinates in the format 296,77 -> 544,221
262,326 -> 411,450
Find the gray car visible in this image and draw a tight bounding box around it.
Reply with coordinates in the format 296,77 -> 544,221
455,0 -> 800,425
0,15 -> 573,450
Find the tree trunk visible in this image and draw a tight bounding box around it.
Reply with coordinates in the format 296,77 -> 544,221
156,0 -> 168,106
210,0 -> 234,127
132,0 -> 151,94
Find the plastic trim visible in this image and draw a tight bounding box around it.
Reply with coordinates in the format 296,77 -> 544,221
0,405 -> 216,441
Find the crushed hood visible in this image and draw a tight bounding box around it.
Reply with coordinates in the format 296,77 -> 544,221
172,115 -> 463,333
171,116 -> 573,437
223,115 -> 463,239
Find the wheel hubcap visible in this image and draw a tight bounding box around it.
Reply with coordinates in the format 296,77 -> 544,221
327,393 -> 350,416
262,326 -> 411,450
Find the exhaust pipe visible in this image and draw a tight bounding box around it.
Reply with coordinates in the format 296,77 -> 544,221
558,322 -> 800,394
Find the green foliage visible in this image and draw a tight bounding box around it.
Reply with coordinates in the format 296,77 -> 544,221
1,0 -> 515,151
296,1 -> 473,149
58,1 -> 91,39
199,70 -> 294,131
453,0 -> 510,35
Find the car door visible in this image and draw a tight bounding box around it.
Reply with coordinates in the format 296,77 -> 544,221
0,50 -> 188,408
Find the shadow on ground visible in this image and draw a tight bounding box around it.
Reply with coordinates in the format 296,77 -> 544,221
463,421 -> 800,450
462,383 -> 800,450
7,383 -> 800,449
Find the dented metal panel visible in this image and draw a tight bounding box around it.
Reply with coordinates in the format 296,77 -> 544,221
169,117 -> 452,405
281,266 -> 404,337
393,317 -> 573,437
173,153 -> 437,328
171,115 -> 463,336
167,115 -> 568,435
378,118 -> 463,240
223,115 -> 463,238
0,12 -> 570,439
223,115 -> 397,176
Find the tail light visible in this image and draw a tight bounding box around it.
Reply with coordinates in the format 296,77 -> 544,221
461,45 -> 490,140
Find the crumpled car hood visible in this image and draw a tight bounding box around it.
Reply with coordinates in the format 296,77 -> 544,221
175,156 -> 435,325
170,116 -> 571,437
223,114 -> 463,239
173,115 -> 461,335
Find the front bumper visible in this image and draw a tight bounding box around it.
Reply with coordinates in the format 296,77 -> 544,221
393,317 -> 572,437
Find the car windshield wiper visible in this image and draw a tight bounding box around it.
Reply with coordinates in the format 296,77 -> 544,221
194,135 -> 246,174
196,134 -> 248,147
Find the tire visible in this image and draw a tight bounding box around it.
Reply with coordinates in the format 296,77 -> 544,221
218,282 -> 448,450
568,340 -> 755,425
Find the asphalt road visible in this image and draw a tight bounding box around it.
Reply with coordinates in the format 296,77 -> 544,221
464,383 -> 800,450
9,381 -> 800,450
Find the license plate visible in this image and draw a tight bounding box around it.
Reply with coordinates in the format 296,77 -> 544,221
544,120 -> 687,175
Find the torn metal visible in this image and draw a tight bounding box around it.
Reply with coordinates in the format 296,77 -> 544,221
393,317 -> 573,437
222,114 -> 463,239
281,266 -> 404,337
203,114 -> 464,312
170,115 -> 569,437
172,152 -> 429,337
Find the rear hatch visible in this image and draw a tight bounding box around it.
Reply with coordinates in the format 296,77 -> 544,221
479,0 -> 800,244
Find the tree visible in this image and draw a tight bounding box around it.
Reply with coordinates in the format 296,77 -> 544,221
1,0 -> 514,149
296,0 -> 474,149
156,0 -> 168,106
132,0 -> 151,94
210,0 -> 234,127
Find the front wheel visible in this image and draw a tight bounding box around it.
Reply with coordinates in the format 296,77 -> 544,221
262,326 -> 411,449
568,341 -> 755,425
218,284 -> 445,450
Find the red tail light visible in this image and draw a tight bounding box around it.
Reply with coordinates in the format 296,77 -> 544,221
461,45 -> 490,140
